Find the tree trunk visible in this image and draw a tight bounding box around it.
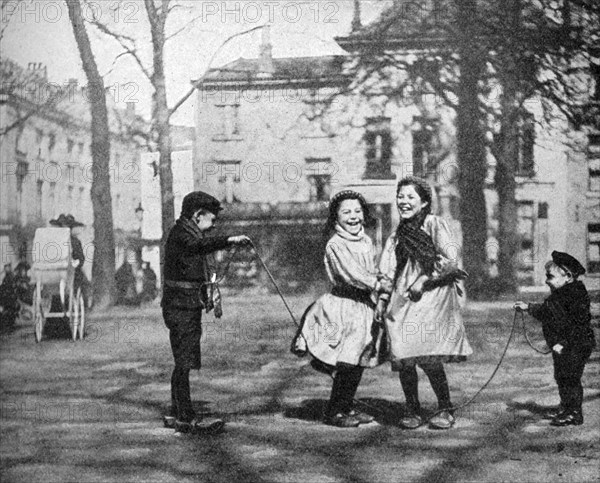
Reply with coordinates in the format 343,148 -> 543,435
146,0 -> 174,275
494,0 -> 522,294
455,0 -> 489,298
67,0 -> 116,308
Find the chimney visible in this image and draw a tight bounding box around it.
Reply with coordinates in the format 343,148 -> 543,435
258,25 -> 274,76
351,0 -> 362,32
27,62 -> 47,80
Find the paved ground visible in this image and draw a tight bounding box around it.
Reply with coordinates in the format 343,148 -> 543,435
1,292 -> 599,483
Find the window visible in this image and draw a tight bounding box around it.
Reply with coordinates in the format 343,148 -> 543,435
517,201 -> 535,284
36,180 -> 43,217
588,224 -> 600,273
16,152 -> 27,193
79,187 -> 85,212
364,117 -> 393,179
215,104 -> 240,139
67,138 -> 74,154
67,185 -> 74,209
217,161 -> 241,203
517,112 -> 535,176
589,134 -> 600,191
49,182 -> 56,216
35,129 -> 43,156
48,133 -> 56,152
412,116 -> 440,180
307,175 -> 331,202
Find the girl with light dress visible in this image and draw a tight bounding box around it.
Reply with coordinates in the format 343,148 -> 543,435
378,177 -> 472,430
295,190 -> 388,428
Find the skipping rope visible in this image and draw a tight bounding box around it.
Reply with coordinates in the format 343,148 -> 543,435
210,240 -> 549,426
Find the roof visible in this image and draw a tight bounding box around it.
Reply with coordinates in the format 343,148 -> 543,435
336,1 -> 451,52
195,55 -> 348,87
1,57 -> 149,136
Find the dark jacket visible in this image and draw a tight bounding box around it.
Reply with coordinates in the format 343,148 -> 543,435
529,280 -> 596,351
161,217 -> 230,309
71,235 -> 85,268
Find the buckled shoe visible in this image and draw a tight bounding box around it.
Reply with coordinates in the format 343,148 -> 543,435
550,411 -> 583,427
399,411 -> 423,430
347,409 -> 375,424
175,417 -> 225,434
323,413 -> 361,428
429,410 -> 455,430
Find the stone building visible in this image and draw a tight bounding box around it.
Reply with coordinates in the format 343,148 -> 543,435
0,59 -> 145,280
193,9 -> 599,287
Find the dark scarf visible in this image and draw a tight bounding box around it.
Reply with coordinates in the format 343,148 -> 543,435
178,216 -> 203,239
177,216 -> 213,278
394,211 -> 438,279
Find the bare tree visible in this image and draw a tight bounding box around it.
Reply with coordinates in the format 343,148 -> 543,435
67,0 -> 116,308
339,0 -> 598,295
88,1 -> 263,261
1,1 -> 62,136
485,0 -> 599,292
336,0 -> 491,297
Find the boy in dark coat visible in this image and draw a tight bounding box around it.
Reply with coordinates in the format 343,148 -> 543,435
162,191 -> 250,434
515,251 -> 596,426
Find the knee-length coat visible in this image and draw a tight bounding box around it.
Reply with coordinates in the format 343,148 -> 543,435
300,226 -> 384,368
379,215 -> 472,370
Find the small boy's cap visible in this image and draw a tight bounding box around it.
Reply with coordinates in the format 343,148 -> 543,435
182,191 -> 222,216
552,250 -> 585,277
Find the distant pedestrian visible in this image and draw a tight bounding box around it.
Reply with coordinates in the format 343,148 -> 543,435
115,260 -> 138,305
14,261 -> 32,306
0,263 -> 18,330
378,177 -> 471,430
161,190 -> 251,434
140,262 -> 158,303
515,251 -> 595,426
295,190 -> 388,428
49,213 -> 89,306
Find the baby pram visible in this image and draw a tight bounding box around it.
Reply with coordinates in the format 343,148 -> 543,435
30,227 -> 85,342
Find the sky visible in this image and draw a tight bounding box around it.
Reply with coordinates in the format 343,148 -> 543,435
2,1 -> 390,126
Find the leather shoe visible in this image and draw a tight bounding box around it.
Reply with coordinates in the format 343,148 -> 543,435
429,410 -> 455,430
323,413 -> 361,428
347,409 -> 375,424
399,411 -> 423,430
542,407 -> 564,420
175,417 -> 225,434
550,411 -> 583,426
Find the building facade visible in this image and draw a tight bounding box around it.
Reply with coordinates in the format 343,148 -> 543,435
0,59 -> 145,279
193,16 -> 599,286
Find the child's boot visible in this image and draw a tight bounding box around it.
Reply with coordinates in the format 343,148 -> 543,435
551,409 -> 583,426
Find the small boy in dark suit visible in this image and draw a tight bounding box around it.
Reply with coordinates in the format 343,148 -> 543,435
515,251 -> 596,426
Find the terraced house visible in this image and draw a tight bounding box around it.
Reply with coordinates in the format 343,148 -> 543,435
0,58 -> 145,276
193,2 -> 599,287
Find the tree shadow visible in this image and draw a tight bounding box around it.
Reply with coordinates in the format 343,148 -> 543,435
507,391 -> 600,417
283,397 -> 417,426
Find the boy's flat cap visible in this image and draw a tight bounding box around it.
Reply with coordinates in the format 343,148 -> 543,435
552,250 -> 585,277
182,191 -> 222,216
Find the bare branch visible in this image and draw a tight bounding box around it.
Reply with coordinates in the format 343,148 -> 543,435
88,17 -> 152,79
171,25 -> 266,119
